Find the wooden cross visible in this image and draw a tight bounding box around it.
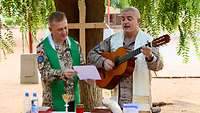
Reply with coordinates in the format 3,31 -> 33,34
68,0 -> 106,58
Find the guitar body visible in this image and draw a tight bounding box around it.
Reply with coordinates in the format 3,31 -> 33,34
96,47 -> 135,89
96,34 -> 170,89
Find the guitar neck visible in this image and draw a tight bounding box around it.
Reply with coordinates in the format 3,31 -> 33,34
115,34 -> 170,66
115,47 -> 142,66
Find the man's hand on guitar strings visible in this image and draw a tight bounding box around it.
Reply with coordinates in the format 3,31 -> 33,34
103,59 -> 114,71
141,47 -> 153,60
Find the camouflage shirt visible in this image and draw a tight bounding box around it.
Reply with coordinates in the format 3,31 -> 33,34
87,32 -> 163,106
36,37 -> 84,107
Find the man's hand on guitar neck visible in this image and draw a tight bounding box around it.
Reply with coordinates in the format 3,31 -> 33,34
141,47 -> 154,62
103,59 -> 115,71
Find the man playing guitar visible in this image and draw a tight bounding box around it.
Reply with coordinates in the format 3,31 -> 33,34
88,7 -> 165,113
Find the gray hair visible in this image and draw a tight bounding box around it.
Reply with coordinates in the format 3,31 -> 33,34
121,7 -> 141,19
48,11 -> 67,25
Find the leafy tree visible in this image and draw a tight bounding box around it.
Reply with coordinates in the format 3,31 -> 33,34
1,0 -> 199,61
112,0 -> 200,62
1,0 -> 199,111
0,17 -> 15,60
107,0 -> 129,9
0,3 -> 15,60
0,0 -> 56,53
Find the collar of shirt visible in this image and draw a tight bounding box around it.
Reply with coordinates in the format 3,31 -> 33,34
123,38 -> 135,50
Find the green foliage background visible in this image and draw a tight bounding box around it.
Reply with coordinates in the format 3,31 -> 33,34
1,0 -> 200,62
0,0 -> 56,55
0,19 -> 16,59
1,0 -> 55,32
107,0 -> 200,62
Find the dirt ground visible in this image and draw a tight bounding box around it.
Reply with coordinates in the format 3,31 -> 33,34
0,28 -> 200,113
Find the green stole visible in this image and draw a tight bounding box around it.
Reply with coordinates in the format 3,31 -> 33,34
43,36 -> 80,111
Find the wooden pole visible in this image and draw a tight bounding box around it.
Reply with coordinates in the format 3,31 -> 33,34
28,10 -> 33,53
78,0 -> 86,58
28,30 -> 33,53
107,0 -> 110,25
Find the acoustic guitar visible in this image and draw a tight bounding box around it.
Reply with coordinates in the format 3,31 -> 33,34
96,34 -> 170,89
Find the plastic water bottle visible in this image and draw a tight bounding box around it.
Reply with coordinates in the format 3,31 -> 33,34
123,103 -> 139,113
24,92 -> 31,113
31,92 -> 39,113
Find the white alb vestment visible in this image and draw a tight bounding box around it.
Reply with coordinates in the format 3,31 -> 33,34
110,29 -> 153,111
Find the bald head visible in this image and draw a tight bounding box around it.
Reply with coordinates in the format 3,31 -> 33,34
121,7 -> 141,20
120,7 -> 141,38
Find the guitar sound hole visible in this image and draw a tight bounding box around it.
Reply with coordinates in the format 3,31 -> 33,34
114,57 -> 121,66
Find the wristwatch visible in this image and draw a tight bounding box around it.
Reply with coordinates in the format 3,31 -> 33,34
145,55 -> 154,62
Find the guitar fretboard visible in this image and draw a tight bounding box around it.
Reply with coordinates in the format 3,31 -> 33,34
114,34 -> 170,66
115,47 -> 142,66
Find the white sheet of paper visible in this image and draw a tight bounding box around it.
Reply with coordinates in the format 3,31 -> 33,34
73,65 -> 101,80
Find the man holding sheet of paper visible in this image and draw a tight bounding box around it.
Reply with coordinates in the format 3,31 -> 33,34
37,11 -> 88,112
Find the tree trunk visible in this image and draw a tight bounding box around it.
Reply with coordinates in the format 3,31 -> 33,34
54,0 -> 79,41
54,0 -> 105,111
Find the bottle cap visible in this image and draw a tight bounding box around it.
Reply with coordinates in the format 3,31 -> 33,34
25,92 -> 29,97
33,92 -> 37,97
123,103 -> 139,109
